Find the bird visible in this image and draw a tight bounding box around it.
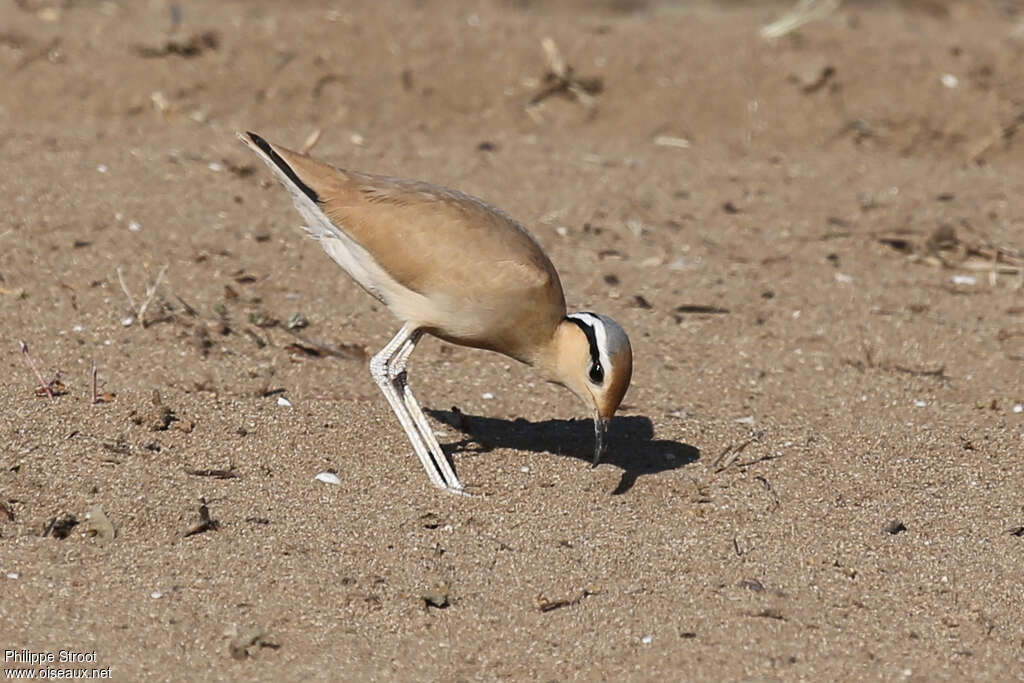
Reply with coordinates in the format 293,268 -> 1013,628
239,132 -> 632,494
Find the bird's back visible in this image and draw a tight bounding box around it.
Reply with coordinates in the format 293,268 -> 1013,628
245,135 -> 567,363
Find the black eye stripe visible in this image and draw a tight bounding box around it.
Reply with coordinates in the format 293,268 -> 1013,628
565,314 -> 603,384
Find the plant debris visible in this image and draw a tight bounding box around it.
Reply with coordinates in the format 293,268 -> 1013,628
19,340 -> 62,401
285,334 -> 367,361
842,344 -> 952,384
183,498 -> 219,538
535,587 -> 600,613
422,583 -> 451,609
91,361 -> 115,404
248,311 -> 279,328
228,627 -> 279,660
43,513 -> 79,539
883,519 -> 907,535
712,431 -> 767,472
116,265 -> 168,327
876,225 -> 1023,278
101,438 -> 131,458
674,304 -> 729,315
526,37 -> 602,115
629,295 -> 653,309
761,0 -> 840,39
285,312 -> 309,330
185,467 -> 239,480
130,390 -> 176,431
134,31 -> 220,59
34,374 -> 66,399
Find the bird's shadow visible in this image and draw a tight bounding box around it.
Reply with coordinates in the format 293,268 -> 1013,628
426,408 -> 700,495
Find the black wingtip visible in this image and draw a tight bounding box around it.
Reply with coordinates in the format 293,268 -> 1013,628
246,131 -> 321,204
246,131 -> 269,150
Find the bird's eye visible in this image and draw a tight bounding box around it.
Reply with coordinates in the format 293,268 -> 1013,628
589,361 -> 604,384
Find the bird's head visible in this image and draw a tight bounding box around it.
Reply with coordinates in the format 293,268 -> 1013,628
547,312 -> 633,466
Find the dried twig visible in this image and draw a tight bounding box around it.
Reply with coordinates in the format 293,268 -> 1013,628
117,265 -> 168,326
299,128 -> 322,154
876,225 -> 1023,282
760,0 -> 841,39
713,431 -> 766,472
183,497 -> 219,537
536,587 -> 600,613
891,364 -> 950,383
116,267 -> 136,314
89,361 -> 115,404
19,340 -> 54,401
137,265 -> 168,324
174,294 -> 199,317
185,467 -> 239,480
756,475 -> 780,510
526,37 -> 603,118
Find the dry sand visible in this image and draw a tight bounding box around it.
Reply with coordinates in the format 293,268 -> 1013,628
1,0 -> 1022,680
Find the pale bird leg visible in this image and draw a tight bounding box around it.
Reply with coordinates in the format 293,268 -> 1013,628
370,324 -> 461,492
389,331 -> 464,493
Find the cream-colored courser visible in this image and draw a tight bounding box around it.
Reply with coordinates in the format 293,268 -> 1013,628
240,132 -> 632,494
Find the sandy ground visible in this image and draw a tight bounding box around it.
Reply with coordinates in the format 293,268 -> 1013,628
1,0 -> 1023,680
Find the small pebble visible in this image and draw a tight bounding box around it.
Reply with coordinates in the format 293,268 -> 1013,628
951,275 -> 976,286
834,272 -> 854,284
208,162 -> 224,172
6,571 -> 20,580
482,392 -> 494,400
1013,404 -> 1022,414
277,397 -> 292,407
128,220 -> 141,232
96,164 -> 109,173
641,635 -> 654,645
940,73 -> 959,88
520,465 -> 530,473
151,590 -> 164,599
914,400 -> 927,408
735,416 -> 755,424
314,472 -> 342,486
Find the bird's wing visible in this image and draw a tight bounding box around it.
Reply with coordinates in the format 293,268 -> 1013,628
241,132 -> 564,308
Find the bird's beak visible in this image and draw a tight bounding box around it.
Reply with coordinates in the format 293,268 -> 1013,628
592,416 -> 610,467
